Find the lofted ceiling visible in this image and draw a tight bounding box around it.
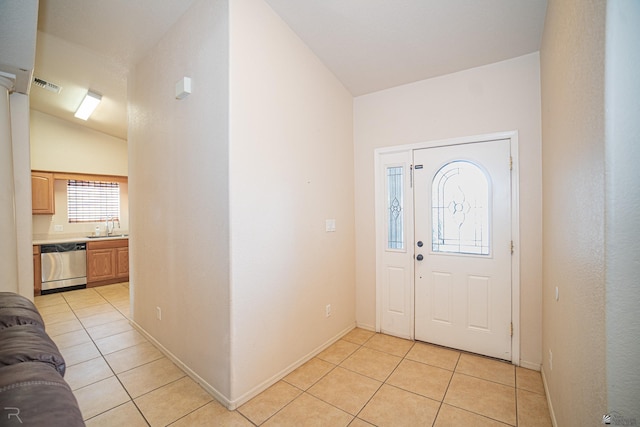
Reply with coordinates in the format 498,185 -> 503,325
30,0 -> 547,141
32,0 -> 198,139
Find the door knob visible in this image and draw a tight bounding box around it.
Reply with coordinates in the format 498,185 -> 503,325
416,254 -> 424,261
417,241 -> 423,247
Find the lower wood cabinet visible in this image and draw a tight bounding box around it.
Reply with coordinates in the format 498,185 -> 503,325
115,247 -> 129,279
87,239 -> 129,287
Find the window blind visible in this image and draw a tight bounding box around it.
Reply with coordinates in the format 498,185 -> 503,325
67,180 -> 120,223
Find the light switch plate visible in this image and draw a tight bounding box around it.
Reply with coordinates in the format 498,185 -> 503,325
54,225 -> 63,232
325,219 -> 336,232
175,77 -> 191,100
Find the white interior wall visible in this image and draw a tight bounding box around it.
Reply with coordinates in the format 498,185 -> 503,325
354,53 -> 543,368
540,0 -> 607,425
11,93 -> 34,299
605,0 -> 640,420
129,0 -> 231,400
30,109 -> 127,176
229,0 -> 355,405
0,81 -> 19,295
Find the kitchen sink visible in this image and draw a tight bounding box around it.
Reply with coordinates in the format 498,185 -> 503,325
86,234 -> 128,239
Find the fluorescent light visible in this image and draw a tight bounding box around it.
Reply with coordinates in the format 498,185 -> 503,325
74,91 -> 102,120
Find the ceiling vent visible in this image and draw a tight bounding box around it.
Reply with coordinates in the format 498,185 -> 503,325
32,77 -> 62,94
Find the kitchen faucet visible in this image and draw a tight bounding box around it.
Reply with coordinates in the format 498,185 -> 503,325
105,217 -> 121,236
105,216 -> 114,236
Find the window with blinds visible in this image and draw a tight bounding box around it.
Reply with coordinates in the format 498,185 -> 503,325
67,180 -> 120,223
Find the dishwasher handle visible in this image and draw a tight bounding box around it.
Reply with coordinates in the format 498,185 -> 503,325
41,243 -> 87,253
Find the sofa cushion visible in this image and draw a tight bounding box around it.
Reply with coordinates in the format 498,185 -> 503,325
0,325 -> 66,376
0,292 -> 42,315
0,307 -> 46,331
0,362 -> 84,426
0,292 -> 45,331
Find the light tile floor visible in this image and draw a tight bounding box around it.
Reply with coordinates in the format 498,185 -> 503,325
35,284 -> 552,426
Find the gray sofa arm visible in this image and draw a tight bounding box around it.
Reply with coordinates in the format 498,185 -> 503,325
0,292 -> 84,426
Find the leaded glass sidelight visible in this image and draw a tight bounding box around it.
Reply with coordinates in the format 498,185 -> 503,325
387,166 -> 404,249
432,161 -> 490,255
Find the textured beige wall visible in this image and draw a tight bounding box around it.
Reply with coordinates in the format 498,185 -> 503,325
10,93 -> 33,299
129,0 -> 232,400
605,0 -> 640,421
354,53 -> 543,368
30,110 -> 127,176
229,0 -> 355,404
128,0 -> 354,407
540,0 -> 607,425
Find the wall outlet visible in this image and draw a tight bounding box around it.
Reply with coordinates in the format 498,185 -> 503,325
54,225 -> 63,232
548,349 -> 553,370
325,304 -> 332,317
156,307 -> 162,320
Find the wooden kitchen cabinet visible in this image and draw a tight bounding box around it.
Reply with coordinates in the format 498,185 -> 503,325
31,172 -> 55,214
87,239 -> 129,287
33,245 -> 41,296
87,248 -> 117,283
115,247 -> 129,279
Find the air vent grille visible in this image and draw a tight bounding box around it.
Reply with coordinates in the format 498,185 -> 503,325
33,77 -> 62,94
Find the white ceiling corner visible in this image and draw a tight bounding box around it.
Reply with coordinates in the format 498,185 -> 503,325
263,0 -> 547,95
27,0 -> 547,140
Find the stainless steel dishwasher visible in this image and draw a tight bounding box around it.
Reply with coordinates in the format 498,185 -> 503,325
41,243 -> 87,294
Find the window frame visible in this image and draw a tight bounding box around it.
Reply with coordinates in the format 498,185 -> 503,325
67,179 -> 121,223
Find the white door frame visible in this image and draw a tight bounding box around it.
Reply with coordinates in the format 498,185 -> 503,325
374,130 -> 521,365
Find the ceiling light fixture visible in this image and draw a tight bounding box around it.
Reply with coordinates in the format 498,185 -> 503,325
74,90 -> 102,120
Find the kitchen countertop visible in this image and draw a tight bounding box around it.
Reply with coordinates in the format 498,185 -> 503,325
33,234 -> 129,245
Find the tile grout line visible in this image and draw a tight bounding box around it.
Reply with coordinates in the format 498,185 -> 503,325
87,284 -> 229,427
51,285 -> 244,427
430,349 -> 462,426
514,366 -> 519,427
350,337 -> 413,424
257,359 -> 344,425
83,285 -> 153,426
449,354 -> 519,427
55,285 -> 153,426
43,290 -> 542,426
254,334 -> 374,426
312,335 -> 378,426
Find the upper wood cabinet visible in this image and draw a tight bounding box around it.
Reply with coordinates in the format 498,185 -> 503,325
31,170 -> 128,216
31,172 -> 55,214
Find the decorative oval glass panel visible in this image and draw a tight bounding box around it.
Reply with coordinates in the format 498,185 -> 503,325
431,161 -> 490,255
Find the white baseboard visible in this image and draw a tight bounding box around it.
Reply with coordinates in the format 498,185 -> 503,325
129,320 -> 357,410
228,322 -> 356,409
519,360 -> 542,371
355,321 -> 375,332
129,319 -> 232,408
540,366 -> 558,427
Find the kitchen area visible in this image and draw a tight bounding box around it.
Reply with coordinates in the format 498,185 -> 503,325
30,107 -> 129,297
24,3 -> 132,298
31,168 -> 129,296
0,0 -> 132,300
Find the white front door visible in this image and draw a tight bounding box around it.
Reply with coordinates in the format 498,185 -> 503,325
413,139 -> 512,360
